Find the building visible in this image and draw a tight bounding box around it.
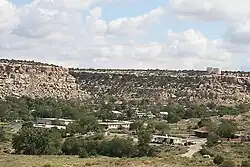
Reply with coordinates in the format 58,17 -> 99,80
159,112 -> 168,117
36,118 -> 75,126
98,120 -> 133,130
207,67 -> 213,73
151,135 -> 183,145
206,67 -> 221,75
136,112 -> 155,119
213,68 -> 221,75
33,124 -> 66,130
33,118 -> 75,130
136,112 -> 147,118
193,126 -> 210,138
111,110 -> 122,115
220,115 -> 238,121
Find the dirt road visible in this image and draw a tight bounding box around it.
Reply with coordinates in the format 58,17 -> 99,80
181,138 -> 207,158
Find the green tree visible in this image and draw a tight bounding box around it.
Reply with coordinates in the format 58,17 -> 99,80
78,149 -> 89,158
61,137 -> 82,155
99,138 -> 137,158
200,147 -> 214,156
138,130 -> 152,146
0,102 -> 8,121
78,115 -> 100,134
167,111 -> 181,123
12,127 -> 62,155
197,118 -> 212,128
82,139 -> 99,156
154,121 -> 170,135
137,131 -> 155,157
207,132 -> 220,147
130,120 -> 144,133
216,121 -> 237,138
0,126 -> 7,142
66,122 -> 80,136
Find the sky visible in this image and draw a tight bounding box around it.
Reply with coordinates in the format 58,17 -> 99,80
1,0 -> 250,70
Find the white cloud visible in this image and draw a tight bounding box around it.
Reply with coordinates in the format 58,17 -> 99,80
128,29 -> 233,70
107,7 -> 165,36
1,0 -> 248,70
0,0 -> 18,34
11,0 -> 87,39
60,0 -> 97,10
226,20 -> 250,44
167,29 -> 231,61
90,7 -> 102,18
169,0 -> 250,22
168,0 -> 250,70
86,8 -> 107,35
29,0 -> 97,10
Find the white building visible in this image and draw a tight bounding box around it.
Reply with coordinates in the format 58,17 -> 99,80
36,118 -> 75,126
159,112 -> 169,116
151,135 -> 183,145
112,110 -> 122,115
206,67 -> 213,73
99,120 -> 133,130
207,67 -> 221,75
136,112 -> 147,118
33,124 -> 66,130
213,67 -> 221,75
136,112 -> 155,119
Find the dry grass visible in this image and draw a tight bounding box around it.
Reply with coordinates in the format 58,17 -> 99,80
0,153 -> 216,167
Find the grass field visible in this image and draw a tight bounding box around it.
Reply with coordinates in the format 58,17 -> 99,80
0,154 -> 216,167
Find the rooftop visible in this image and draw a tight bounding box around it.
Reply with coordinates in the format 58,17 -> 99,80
193,126 -> 210,133
99,121 -> 133,125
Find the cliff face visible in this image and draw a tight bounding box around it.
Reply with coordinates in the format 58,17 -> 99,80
0,61 -> 88,100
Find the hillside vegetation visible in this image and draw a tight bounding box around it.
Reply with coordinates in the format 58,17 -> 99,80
70,69 -> 250,105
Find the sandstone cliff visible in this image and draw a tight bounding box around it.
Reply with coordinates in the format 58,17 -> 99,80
0,60 -> 88,100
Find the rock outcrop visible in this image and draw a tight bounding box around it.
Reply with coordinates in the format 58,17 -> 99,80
0,60 -> 88,100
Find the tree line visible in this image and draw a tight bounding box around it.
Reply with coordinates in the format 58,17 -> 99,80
12,124 -> 157,158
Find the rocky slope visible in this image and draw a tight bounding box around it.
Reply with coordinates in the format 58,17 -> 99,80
1,59 -> 250,105
70,69 -> 250,105
0,60 -> 88,100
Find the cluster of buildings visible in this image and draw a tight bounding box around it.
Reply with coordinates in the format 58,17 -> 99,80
135,111 -> 168,119
207,67 -> 221,75
98,120 -> 133,130
33,117 -> 134,131
33,118 -> 75,130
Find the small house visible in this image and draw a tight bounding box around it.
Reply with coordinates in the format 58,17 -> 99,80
33,124 -> 66,130
99,120 -> 133,130
194,126 -> 210,138
151,135 -> 183,145
37,118 -> 75,126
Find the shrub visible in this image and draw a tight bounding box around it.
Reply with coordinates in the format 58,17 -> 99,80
207,132 -> 220,147
42,165 -> 52,167
242,160 -> 250,167
61,137 -> 82,155
98,138 -> 137,158
216,121 -> 237,138
78,149 -> 89,158
12,127 -> 62,155
213,155 -> 224,165
220,160 -> 235,167
200,147 -> 214,157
